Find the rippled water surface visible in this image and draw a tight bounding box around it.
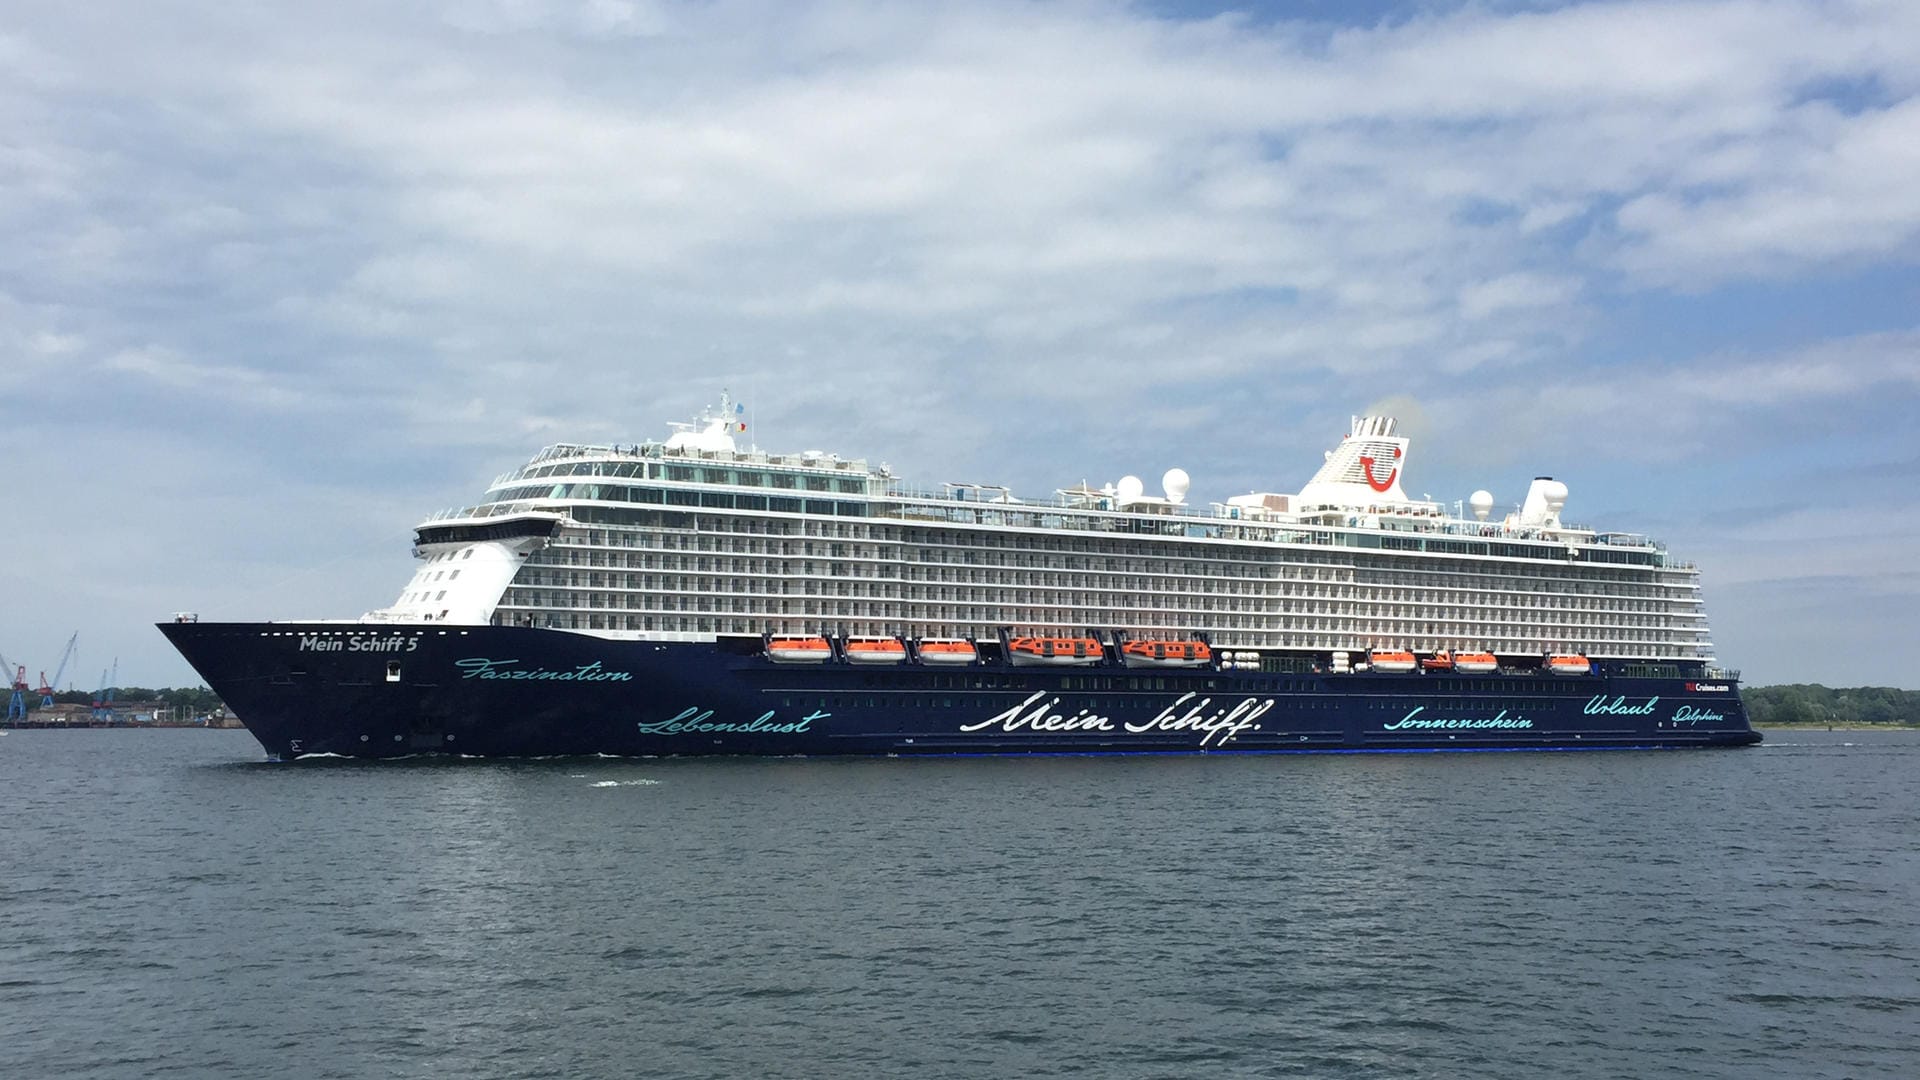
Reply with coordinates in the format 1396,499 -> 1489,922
3,729 -> 1917,1079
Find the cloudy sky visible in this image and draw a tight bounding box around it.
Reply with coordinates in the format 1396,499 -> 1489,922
3,0 -> 1916,691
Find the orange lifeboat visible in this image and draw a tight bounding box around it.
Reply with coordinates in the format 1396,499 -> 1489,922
844,637 -> 907,664
766,636 -> 832,664
1420,652 -> 1455,671
1368,649 -> 1417,674
1452,652 -> 1498,675
1120,639 -> 1212,669
916,639 -> 979,665
1007,635 -> 1104,666
1546,654 -> 1591,676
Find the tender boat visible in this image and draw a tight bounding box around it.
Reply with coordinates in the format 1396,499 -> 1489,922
1368,649 -> 1417,674
1546,654 -> 1591,676
1120,640 -> 1212,668
916,639 -> 979,665
1452,651 -> 1499,675
1007,636 -> 1104,666
767,636 -> 833,663
844,637 -> 907,664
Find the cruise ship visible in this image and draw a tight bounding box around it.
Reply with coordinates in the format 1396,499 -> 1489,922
159,398 -> 1759,759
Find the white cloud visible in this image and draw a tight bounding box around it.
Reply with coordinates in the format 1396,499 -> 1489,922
1615,98 -> 1920,282
1410,329 -> 1920,469
3,0 -> 1920,685
1703,503 -> 1920,589
103,346 -> 312,410
0,292 -> 86,392
443,0 -> 673,38
1458,273 -> 1580,320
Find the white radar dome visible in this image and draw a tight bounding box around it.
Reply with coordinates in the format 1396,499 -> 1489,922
1541,479 -> 1568,511
1116,475 -> 1146,502
1162,468 -> 1190,504
1470,490 -> 1494,521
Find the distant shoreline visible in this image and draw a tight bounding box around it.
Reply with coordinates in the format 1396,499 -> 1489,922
1759,722 -> 1920,731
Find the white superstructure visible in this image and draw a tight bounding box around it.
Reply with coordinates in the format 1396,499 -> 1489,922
371,404 -> 1715,662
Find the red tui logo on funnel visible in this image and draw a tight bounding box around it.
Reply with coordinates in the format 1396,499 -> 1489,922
1358,446 -> 1401,493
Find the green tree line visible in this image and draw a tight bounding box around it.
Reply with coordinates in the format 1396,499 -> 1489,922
47,686 -> 227,715
1744,685 -> 1920,726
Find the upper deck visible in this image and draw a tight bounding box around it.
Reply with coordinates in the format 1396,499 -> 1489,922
373,401 -> 1711,661
424,412 -> 1681,574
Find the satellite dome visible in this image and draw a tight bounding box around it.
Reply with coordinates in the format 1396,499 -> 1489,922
1540,482 -> 1568,529
1162,468 -> 1190,504
1116,475 -> 1145,502
1470,490 -> 1494,521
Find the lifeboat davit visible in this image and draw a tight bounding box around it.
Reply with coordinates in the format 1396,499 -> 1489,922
1546,654 -> 1591,676
916,639 -> 978,665
1452,652 -> 1498,675
1368,649 -> 1417,674
844,637 -> 907,664
1008,636 -> 1104,666
1120,639 -> 1212,668
766,636 -> 832,663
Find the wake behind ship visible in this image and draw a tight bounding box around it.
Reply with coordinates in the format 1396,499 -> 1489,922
161,401 -> 1759,760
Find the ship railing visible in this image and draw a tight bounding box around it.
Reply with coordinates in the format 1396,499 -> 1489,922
514,442 -> 895,479
1704,666 -> 1741,681
1217,505 -> 1663,549
419,500 -> 562,524
872,491 -> 1677,555
1590,531 -> 1656,546
472,462 -> 1671,555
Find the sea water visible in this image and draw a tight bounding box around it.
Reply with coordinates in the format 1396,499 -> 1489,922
2,728 -> 1915,1079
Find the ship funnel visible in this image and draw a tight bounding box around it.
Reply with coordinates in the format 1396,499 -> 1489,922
1517,477 -> 1568,528
1297,415 -> 1411,507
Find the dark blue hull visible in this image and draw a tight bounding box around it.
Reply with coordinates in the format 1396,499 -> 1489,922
158,622 -> 1761,760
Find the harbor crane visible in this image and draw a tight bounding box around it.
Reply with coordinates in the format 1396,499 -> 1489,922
92,660 -> 119,724
38,632 -> 78,708
1,650 -> 26,720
